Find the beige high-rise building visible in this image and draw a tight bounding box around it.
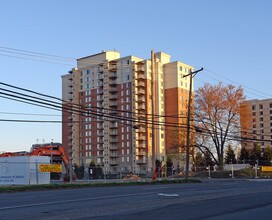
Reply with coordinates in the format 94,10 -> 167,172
62,50 -> 193,175
240,99 -> 272,151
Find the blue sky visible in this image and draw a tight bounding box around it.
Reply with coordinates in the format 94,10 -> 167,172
1,0 -> 272,152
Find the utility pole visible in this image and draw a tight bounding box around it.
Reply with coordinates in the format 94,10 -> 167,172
183,67 -> 203,180
151,50 -> 156,177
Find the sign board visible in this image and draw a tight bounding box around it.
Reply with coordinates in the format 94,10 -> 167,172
40,164 -> 62,173
0,156 -> 50,185
261,166 -> 272,172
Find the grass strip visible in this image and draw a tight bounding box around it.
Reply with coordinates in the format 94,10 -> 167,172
0,178 -> 201,193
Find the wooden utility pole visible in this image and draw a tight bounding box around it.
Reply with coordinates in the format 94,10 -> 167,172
151,50 -> 156,176
183,68 -> 203,180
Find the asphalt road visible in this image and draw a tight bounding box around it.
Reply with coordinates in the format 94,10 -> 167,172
1,179 -> 272,220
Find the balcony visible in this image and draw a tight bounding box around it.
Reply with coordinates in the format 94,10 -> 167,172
136,82 -> 145,87
108,63 -> 117,71
109,137 -> 118,143
98,74 -> 104,80
97,132 -> 104,137
97,96 -> 103,102
136,151 -> 146,156
97,139 -> 104,144
109,151 -> 118,158
97,144 -> 104,151
98,81 -> 103,87
108,110 -> 118,115
137,97 -> 145,103
97,89 -> 103,95
136,73 -> 145,80
109,94 -> 118,100
96,116 -> 103,122
109,72 -> 117,79
109,144 -> 118,150
109,87 -> 117,93
136,127 -> 146,133
136,66 -> 145,72
109,80 -> 118,86
136,104 -> 146,110
109,101 -> 117,107
137,135 -> 146,141
97,124 -> 104,129
109,122 -> 118,128
108,117 -> 117,122
137,89 -> 145,95
109,130 -> 118,136
98,67 -> 103,73
137,144 -> 146,149
109,160 -> 118,166
136,159 -> 146,164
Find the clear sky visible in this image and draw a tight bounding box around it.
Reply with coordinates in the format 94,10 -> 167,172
1,0 -> 272,152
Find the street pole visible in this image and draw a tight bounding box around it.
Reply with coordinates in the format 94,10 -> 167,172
231,164 -> 235,178
255,160 -> 258,179
183,68 -> 203,180
151,50 -> 156,178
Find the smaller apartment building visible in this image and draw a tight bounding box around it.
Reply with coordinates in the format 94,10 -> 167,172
241,99 -> 272,151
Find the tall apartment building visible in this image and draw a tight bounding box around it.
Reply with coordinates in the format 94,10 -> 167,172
240,99 -> 272,151
62,50 -> 193,175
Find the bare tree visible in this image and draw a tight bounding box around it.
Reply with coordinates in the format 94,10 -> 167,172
194,82 -> 249,169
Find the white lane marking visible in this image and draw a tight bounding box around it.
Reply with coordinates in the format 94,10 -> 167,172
158,193 -> 179,197
0,192 -> 155,211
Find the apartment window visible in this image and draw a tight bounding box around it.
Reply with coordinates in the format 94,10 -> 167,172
270,103 -> 272,108
260,111 -> 263,115
260,117 -> 263,121
179,66 -> 183,71
261,129 -> 264,133
259,104 -> 263,109
252,105 -> 256,111
253,130 -> 256,134
270,122 -> 272,126
260,124 -> 264,127
127,75 -> 130,80
270,116 -> 272,120
122,157 -> 124,162
127,157 -> 130,162
261,136 -> 264,140
252,112 -> 256,116
270,110 -> 272,114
